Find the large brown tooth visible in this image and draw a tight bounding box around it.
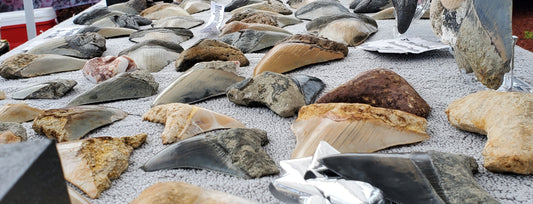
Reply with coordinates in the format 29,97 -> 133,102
227,9 -> 302,28
253,34 -> 348,76
143,103 -> 246,144
57,134 -> 147,198
140,3 -> 190,20
291,103 -> 429,158
0,54 -> 87,79
0,103 -> 43,123
174,39 -> 249,72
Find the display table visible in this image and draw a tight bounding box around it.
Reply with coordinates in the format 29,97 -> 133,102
1,1 -> 532,203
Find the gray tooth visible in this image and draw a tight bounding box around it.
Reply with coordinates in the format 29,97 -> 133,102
350,0 -> 392,12
152,16 -> 205,29
152,61 -> 244,106
119,39 -> 183,72
142,128 -> 279,179
73,7 -> 125,25
219,29 -> 291,53
391,0 -> 417,34
77,26 -> 137,39
12,79 -> 77,100
68,69 -> 158,106
295,1 -> 350,20
108,0 -> 149,14
225,0 -> 264,11
129,27 -> 193,43
90,14 -> 152,30
291,74 -> 324,104
26,32 -> 106,59
0,54 -> 87,79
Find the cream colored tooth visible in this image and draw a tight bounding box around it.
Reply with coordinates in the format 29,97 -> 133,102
231,0 -> 293,15
220,21 -> 292,36
179,0 -> 211,14
0,54 -> 87,79
306,14 -> 378,46
0,103 -> 43,123
140,3 -> 190,20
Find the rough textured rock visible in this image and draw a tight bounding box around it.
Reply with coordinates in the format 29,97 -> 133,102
142,128 -> 279,178
317,68 -> 430,118
219,29 -> 291,53
26,32 -> 107,59
0,122 -> 27,144
12,79 -> 77,99
0,54 -> 87,79
306,13 -> 378,46
57,134 -> 147,198
131,182 -> 257,204
175,39 -> 249,71
227,9 -> 302,28
82,55 -> 138,83
446,90 -> 533,174
0,103 -> 43,123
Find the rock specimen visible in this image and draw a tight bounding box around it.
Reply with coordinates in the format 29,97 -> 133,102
219,29 -> 291,53
0,139 -> 70,203
0,54 -> 87,79
320,151 -> 499,203
227,71 -> 324,117
12,79 -> 77,100
253,34 -> 348,76
69,69 -> 158,106
131,182 -> 256,204
81,55 -> 138,83
140,3 -> 190,20
57,134 -> 147,198
179,0 -> 211,14
219,21 -> 292,36
295,1 -> 351,21
26,32 -> 106,59
446,90 -> 533,174
291,103 -> 429,158
129,27 -> 193,44
142,128 -> 279,178
32,105 -> 128,142
317,68 -> 430,118
306,13 -> 378,46
73,7 -> 125,25
0,103 -> 43,123
350,0 -> 392,13
174,39 -> 249,71
143,103 -> 246,144
152,61 -> 244,106
119,39 -> 183,72
231,0 -> 293,15
430,0 -> 512,89
90,14 -> 152,30
227,9 -> 302,28
152,16 -> 204,29
0,122 -> 27,144
77,26 -> 137,39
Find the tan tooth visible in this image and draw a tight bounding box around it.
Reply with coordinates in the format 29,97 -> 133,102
291,103 -> 429,158
57,134 -> 147,198
231,1 -> 293,15
0,54 -> 87,79
140,3 -> 190,20
0,103 -> 43,123
179,0 -> 210,14
143,103 -> 246,144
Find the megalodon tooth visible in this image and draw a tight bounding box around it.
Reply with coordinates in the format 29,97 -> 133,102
131,182 -> 257,204
227,71 -> 324,117
32,105 -> 128,142
430,0 -> 513,89
57,133 -> 146,198
0,122 -> 27,144
219,21 -> 292,36
231,0 -> 293,15
143,103 -> 246,144
291,103 -> 429,158
0,103 -> 44,123
179,0 -> 211,14
225,0 -> 263,12
119,40 -> 183,72
174,39 -> 249,72
295,1 -> 351,21
90,13 -> 152,30
129,27 -> 193,44
350,0 -> 392,13
227,9 -> 302,28
68,69 -> 158,106
108,0 -> 149,14
73,7 -> 125,25
26,32 -> 106,59
446,90 -> 533,174
287,0 -> 331,9
0,54 -> 87,79
142,128 -> 279,178
306,13 -> 378,46
291,74 -> 325,104
152,61 -> 244,106
392,0 -> 417,34
140,3 -> 190,20
319,151 -> 499,203
152,16 -> 204,29
77,26 -> 137,38
316,68 -> 430,118
81,55 -> 138,83
12,79 -> 77,99
253,34 -> 348,76
219,29 -> 291,53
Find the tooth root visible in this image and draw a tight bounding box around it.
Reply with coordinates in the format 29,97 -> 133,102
0,103 -> 44,123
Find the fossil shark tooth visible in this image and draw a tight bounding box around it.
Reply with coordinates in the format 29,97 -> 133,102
26,32 -> 106,59
69,69 -> 158,106
286,0 -> 329,9
77,26 -> 137,38
317,68 -> 430,118
350,0 -> 392,12
295,1 -> 351,21
392,0 -> 417,34
231,0 -> 293,15
57,133 -> 146,198
319,151 -> 499,203
90,14 -> 152,30
291,103 -> 429,158
108,0 -> 149,14
0,103 -> 43,123
306,13 -> 378,46
32,105 -> 128,142
140,3 -> 190,20
430,0 -> 513,89
152,61 -> 244,106
227,9 -> 302,28
131,182 -> 256,204
143,103 -> 246,144
152,16 -> 204,29
219,21 -> 292,36
175,39 -> 249,72
81,55 -> 138,83
253,34 -> 348,76
225,0 -> 263,12
129,27 -> 193,44
0,54 -> 87,79
291,74 -> 325,104
0,122 -> 27,144
220,29 -> 291,53
119,40 -> 183,72
73,7 -> 125,25
142,128 -> 279,178
179,0 -> 211,14
372,6 -> 430,20
12,79 -> 77,99
446,90 -> 533,174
